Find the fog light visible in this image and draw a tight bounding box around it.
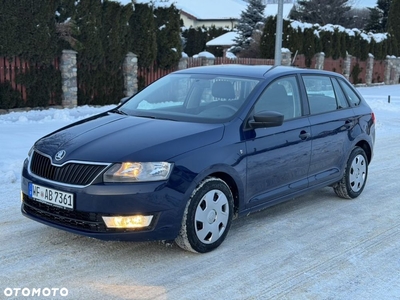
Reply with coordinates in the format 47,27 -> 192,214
102,215 -> 153,229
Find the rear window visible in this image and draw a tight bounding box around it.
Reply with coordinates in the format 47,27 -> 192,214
338,78 -> 361,106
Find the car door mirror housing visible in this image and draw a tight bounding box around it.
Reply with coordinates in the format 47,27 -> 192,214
249,111 -> 284,129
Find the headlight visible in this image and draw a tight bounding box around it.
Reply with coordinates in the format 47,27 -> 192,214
103,162 -> 173,182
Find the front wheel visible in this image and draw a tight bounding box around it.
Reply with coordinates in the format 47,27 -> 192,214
334,146 -> 368,199
175,177 -> 233,253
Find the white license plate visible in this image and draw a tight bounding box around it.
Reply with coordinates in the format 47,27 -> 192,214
28,183 -> 74,209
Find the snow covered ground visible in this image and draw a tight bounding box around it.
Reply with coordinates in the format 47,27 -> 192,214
1,84 -> 400,299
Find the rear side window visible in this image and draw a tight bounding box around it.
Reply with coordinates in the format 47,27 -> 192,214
302,75 -> 347,114
338,78 -> 361,106
331,78 -> 350,109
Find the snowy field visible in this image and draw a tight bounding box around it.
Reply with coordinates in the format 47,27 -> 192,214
1,84 -> 400,299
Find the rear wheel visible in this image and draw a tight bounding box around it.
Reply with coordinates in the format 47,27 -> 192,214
334,147 -> 368,199
175,177 -> 233,253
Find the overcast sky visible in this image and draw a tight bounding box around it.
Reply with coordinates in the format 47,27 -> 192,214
350,0 -> 377,8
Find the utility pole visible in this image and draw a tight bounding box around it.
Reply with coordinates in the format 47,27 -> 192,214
274,0 -> 284,66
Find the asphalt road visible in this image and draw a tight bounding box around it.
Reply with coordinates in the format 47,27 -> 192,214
1,121 -> 400,300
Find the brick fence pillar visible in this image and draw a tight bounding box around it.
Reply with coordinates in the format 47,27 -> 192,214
123,52 -> 138,97
365,54 -> 374,85
281,49 -> 292,66
393,57 -> 400,84
60,50 -> 78,108
178,57 -> 188,70
343,53 -> 352,81
314,52 -> 325,70
201,57 -> 215,66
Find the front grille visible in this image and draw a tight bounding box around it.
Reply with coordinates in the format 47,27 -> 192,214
23,196 -> 107,232
30,151 -> 107,186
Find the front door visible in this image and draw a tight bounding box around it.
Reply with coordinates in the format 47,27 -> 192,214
245,76 -> 311,208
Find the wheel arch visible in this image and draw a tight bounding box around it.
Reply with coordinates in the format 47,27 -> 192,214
208,172 -> 240,218
355,140 -> 372,164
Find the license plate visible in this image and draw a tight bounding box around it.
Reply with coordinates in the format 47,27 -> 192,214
28,183 -> 74,209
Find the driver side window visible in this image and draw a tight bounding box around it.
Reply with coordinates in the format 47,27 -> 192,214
254,76 -> 301,120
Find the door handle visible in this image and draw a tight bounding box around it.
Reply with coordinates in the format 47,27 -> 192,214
299,130 -> 311,140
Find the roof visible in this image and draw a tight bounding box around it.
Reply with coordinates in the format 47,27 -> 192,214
175,64 -> 274,78
206,32 -> 239,47
174,64 -> 347,79
115,0 -> 294,20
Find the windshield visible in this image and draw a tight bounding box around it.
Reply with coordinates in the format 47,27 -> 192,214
119,73 -> 260,123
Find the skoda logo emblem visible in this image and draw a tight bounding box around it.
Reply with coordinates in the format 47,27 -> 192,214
55,150 -> 66,161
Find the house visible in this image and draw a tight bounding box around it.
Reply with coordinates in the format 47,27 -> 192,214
115,0 -> 295,29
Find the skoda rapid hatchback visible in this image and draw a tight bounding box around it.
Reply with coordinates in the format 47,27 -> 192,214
21,65 -> 375,253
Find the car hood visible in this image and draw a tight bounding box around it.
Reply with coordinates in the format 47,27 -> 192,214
34,112 -> 224,164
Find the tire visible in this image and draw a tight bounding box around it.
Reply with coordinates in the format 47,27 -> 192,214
334,147 -> 368,199
175,177 -> 233,253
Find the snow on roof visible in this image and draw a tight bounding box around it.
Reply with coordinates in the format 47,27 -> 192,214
114,0 -> 294,20
206,31 -> 239,47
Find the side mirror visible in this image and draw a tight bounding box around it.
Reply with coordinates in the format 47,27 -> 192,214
249,111 -> 284,129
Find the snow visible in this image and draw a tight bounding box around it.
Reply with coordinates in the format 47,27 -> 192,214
1,84 -> 400,298
114,0 -> 294,19
226,51 -> 237,59
206,31 -> 239,47
193,51 -> 215,58
289,20 -> 389,44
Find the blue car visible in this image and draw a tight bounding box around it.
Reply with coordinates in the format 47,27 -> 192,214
21,65 -> 375,253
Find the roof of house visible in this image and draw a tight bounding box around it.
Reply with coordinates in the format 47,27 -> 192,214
206,31 -> 239,47
115,0 -> 294,20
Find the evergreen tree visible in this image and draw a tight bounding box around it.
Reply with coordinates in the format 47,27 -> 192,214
302,28 -> 316,67
320,30 -> 333,58
260,16 -> 276,59
232,0 -> 266,54
0,0 -> 62,108
154,5 -> 182,69
74,0 -> 133,105
365,0 -> 392,33
129,3 -> 157,68
289,0 -> 351,26
387,0 -> 400,55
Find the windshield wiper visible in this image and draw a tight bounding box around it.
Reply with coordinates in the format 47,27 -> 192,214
134,114 -> 176,121
110,108 -> 128,115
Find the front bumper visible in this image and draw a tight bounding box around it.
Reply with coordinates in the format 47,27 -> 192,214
21,165 -> 187,242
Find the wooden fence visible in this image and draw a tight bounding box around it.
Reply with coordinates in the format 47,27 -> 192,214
215,57 -> 275,65
0,57 -> 28,100
138,63 -> 177,88
0,56 -> 59,103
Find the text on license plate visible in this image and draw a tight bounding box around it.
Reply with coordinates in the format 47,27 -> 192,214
28,183 -> 74,209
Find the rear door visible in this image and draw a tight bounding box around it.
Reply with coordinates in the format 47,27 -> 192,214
302,75 -> 356,186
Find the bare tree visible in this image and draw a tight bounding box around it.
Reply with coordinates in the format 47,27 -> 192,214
343,8 -> 370,29
290,0 -> 352,26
